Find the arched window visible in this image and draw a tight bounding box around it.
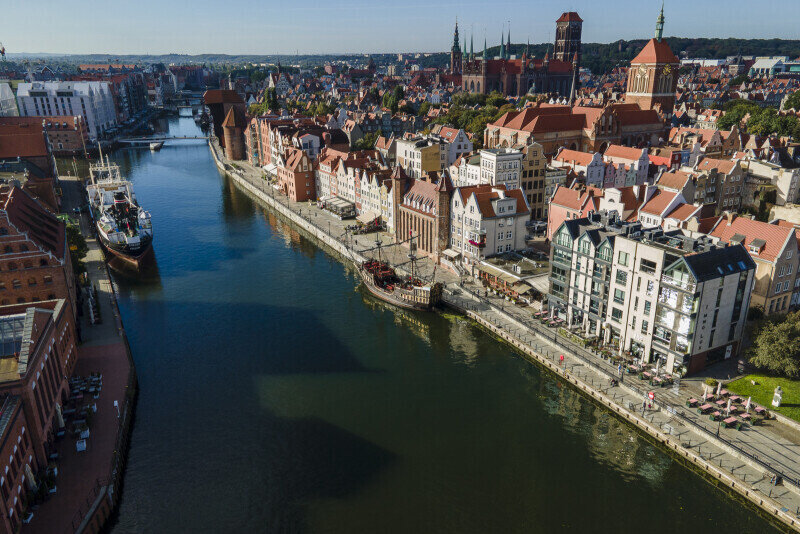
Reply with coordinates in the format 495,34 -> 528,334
11,279 -> 21,289
0,228 -> 7,236
47,294 -> 55,300
39,259 -> 47,267
27,277 -> 36,287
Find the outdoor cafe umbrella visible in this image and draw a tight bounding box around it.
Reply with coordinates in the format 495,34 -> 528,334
655,358 -> 662,376
745,396 -> 752,412
726,398 -> 732,415
702,391 -> 707,402
716,381 -> 722,396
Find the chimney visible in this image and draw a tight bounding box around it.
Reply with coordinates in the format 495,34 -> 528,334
725,211 -> 736,226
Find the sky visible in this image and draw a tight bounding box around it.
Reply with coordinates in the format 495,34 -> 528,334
5,0 -> 800,56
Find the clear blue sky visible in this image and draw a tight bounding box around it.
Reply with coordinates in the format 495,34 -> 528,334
6,0 -> 800,55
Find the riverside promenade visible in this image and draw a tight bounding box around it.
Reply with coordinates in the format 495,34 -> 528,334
210,140 -> 800,532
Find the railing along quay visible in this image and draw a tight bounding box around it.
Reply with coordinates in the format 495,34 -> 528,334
451,284 -> 800,490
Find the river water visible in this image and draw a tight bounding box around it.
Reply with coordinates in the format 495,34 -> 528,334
105,117 -> 776,533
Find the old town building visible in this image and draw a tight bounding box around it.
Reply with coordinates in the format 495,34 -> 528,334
0,298 -> 79,526
0,186 -> 77,317
397,172 -> 453,262
461,14 -> 579,98
485,102 -> 664,156
276,147 -> 316,202
624,6 -> 680,115
449,184 -> 529,269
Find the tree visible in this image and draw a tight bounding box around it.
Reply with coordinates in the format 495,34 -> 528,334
418,101 -> 431,117
353,130 -> 381,150
785,90 -> 800,111
66,223 -> 88,276
748,311 -> 800,378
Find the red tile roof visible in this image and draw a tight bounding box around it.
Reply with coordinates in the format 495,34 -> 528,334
640,190 -> 677,216
554,148 -> 596,167
665,202 -> 701,221
0,124 -> 48,159
604,145 -> 645,161
657,170 -> 692,191
556,11 -> 583,22
631,38 -> 680,65
696,157 -> 736,174
710,215 -> 793,262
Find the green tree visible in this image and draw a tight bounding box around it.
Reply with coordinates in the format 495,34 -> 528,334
418,101 -> 431,117
353,130 -> 381,150
748,311 -> 800,378
66,223 -> 88,276
784,90 -> 800,111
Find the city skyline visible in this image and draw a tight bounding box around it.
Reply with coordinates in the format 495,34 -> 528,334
6,0 -> 800,56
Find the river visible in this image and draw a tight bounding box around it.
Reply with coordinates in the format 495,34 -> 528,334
105,117 -> 776,533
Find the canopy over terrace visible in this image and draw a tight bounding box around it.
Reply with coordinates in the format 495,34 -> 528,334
356,210 -> 379,224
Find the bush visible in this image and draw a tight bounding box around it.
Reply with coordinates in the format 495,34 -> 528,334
704,378 -> 719,388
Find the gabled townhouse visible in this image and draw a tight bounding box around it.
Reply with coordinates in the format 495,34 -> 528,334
602,145 -> 650,186
429,125 -> 473,165
709,213 -> 799,314
551,148 -> 605,187
694,157 -> 745,213
449,185 -> 529,270
636,189 -> 686,228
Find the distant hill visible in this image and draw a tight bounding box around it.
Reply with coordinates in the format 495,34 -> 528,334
6,38 -> 800,74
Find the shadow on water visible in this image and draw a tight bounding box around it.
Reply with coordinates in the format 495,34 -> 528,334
113,300 -> 393,533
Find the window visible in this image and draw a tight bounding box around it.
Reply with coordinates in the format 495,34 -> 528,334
641,320 -> 649,334
646,280 -> 655,296
611,308 -> 623,322
615,270 -> 627,285
775,282 -> 782,294
640,259 -> 657,275
644,301 -> 651,314
613,289 -> 625,304
618,251 -> 629,266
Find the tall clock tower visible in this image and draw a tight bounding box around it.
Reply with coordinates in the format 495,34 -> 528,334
625,4 -> 680,115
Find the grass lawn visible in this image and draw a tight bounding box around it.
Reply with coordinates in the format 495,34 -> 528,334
726,374 -> 800,423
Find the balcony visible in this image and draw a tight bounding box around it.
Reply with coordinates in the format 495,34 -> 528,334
661,274 -> 696,293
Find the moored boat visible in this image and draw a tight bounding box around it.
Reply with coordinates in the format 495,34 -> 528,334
149,141 -> 164,151
356,238 -> 441,311
86,148 -> 153,268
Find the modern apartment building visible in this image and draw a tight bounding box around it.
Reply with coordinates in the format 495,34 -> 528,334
548,212 -> 755,375
520,142 -> 547,219
16,81 -> 117,140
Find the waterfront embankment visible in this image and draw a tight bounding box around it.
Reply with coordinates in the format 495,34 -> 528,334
210,138 -> 800,533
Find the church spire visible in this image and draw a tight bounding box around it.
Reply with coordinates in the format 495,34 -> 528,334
655,1 -> 665,41
470,33 -> 474,61
452,18 -> 460,51
483,36 -> 487,61
499,27 -> 505,60
506,26 -> 511,59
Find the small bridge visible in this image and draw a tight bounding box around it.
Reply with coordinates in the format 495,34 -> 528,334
117,136 -> 210,144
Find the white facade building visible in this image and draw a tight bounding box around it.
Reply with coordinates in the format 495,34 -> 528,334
16,81 -> 117,140
0,83 -> 18,117
450,184 -> 530,266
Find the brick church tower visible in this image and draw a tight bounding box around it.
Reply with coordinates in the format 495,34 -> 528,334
625,4 -> 680,115
554,12 -> 582,65
450,20 -> 463,75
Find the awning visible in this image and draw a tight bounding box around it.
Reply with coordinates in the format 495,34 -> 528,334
442,248 -> 461,259
512,283 -> 533,294
263,163 -> 278,175
356,211 -> 379,224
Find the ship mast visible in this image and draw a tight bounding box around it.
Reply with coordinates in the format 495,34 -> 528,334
408,232 -> 416,281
